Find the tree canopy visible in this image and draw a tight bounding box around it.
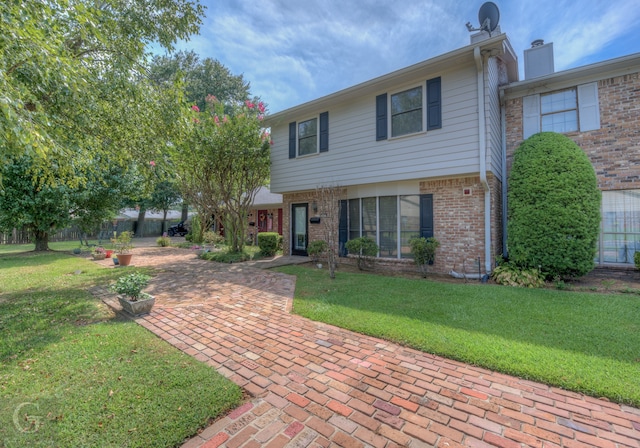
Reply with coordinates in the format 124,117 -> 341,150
0,0 -> 204,183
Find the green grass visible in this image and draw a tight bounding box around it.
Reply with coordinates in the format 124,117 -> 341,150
276,265 -> 640,407
0,250 -> 242,447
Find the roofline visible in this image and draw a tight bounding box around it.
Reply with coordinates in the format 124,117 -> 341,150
502,52 -> 640,99
264,33 -> 512,126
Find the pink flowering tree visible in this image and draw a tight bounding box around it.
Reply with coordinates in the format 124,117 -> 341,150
175,96 -> 271,252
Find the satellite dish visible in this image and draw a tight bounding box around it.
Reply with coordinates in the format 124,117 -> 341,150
466,2 -> 500,36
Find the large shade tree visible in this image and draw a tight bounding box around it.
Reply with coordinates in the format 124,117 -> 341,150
0,0 -> 203,183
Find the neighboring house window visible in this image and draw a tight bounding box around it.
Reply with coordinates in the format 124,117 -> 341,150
391,86 -> 423,137
522,82 -> 600,139
340,194 -> 432,259
376,77 -> 441,141
598,190 -> 640,265
288,112 -> 329,158
541,89 -> 578,133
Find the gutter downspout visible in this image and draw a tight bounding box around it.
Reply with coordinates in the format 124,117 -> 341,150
474,46 -> 492,274
500,90 -> 508,258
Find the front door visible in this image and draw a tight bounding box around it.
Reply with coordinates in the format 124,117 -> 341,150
291,203 -> 308,256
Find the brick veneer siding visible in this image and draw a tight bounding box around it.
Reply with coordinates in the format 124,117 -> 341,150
505,72 -> 640,191
282,177 -> 502,276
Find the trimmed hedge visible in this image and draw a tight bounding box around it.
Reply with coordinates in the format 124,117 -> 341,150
257,232 -> 281,256
507,132 -> 601,279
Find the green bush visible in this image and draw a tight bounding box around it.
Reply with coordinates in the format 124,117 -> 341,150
345,236 -> 378,270
307,240 -> 328,263
635,251 -> 640,270
156,236 -> 171,247
507,132 -> 601,279
109,272 -> 152,300
190,215 -> 203,244
409,237 -> 440,278
258,232 -> 280,257
491,263 -> 545,288
201,250 -> 252,263
203,230 -> 224,247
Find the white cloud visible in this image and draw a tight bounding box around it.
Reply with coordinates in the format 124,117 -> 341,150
170,0 -> 640,112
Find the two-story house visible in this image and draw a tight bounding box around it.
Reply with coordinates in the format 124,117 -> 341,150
503,42 -> 640,266
264,31 -> 517,275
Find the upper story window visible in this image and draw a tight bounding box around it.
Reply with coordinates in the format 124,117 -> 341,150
376,77 -> 441,141
522,82 -> 599,139
288,111 -> 329,159
298,118 -> 318,156
541,89 -> 578,133
391,86 -> 423,137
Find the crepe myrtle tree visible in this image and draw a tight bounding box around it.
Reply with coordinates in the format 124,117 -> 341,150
174,96 -> 271,253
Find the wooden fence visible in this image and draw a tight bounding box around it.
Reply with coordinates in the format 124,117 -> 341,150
0,220 -> 174,245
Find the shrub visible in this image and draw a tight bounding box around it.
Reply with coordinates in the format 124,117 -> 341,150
508,132 -> 601,279
345,237 -> 378,270
201,250 -> 252,263
156,235 -> 171,247
258,232 -> 280,257
307,240 -> 328,264
203,230 -> 224,247
409,237 -> 440,278
491,263 -> 545,288
110,272 -> 152,301
635,251 -> 640,270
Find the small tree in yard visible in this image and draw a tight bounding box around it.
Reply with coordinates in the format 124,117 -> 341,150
409,237 -> 440,278
345,237 -> 378,270
508,132 -> 601,279
315,184 -> 344,279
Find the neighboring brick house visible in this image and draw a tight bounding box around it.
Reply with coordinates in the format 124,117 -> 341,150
503,42 -> 640,266
246,186 -> 283,244
264,31 -> 518,275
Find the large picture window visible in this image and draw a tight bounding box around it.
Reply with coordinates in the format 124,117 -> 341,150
391,86 -> 423,137
344,195 -> 426,259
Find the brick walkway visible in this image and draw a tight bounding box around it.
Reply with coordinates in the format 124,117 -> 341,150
92,246 -> 640,448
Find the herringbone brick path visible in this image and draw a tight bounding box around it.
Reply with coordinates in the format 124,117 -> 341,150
92,246 -> 640,447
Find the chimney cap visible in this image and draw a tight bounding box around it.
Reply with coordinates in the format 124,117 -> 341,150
531,39 -> 545,47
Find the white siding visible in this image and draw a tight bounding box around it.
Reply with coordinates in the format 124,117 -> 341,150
271,62 -> 482,193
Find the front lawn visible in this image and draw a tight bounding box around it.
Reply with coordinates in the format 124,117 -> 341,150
0,251 -> 242,447
276,265 -> 640,407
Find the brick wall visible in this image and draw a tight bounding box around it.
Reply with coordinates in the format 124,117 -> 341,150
505,72 -> 640,191
282,178 -> 501,276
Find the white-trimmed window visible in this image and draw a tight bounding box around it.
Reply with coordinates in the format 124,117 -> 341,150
598,190 -> 640,264
298,118 -> 318,156
391,86 -> 423,137
522,82 -> 600,139
541,89 -> 578,133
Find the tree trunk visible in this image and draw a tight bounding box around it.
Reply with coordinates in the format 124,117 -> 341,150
34,230 -> 50,251
136,206 -> 146,237
181,203 -> 189,222
162,209 -> 168,234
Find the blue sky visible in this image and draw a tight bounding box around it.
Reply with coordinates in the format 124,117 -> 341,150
169,0 -> 640,113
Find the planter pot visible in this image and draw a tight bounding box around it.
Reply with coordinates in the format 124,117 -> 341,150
113,257 -> 119,265
118,296 -> 155,316
105,250 -> 113,258
117,254 -> 133,266
73,248 -> 81,254
92,253 -> 106,260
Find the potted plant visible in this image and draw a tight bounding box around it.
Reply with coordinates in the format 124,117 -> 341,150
110,272 -> 154,316
111,230 -> 134,266
91,246 -> 106,260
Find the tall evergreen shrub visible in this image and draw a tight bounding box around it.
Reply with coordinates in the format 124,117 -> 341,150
507,132 -> 601,279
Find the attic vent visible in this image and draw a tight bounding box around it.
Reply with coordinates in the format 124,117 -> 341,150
463,188 -> 473,196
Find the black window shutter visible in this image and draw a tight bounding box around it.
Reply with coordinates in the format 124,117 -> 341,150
375,93 -> 387,141
419,194 -> 434,238
289,122 -> 297,159
338,199 -> 348,257
427,77 -> 442,130
319,112 -> 329,152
